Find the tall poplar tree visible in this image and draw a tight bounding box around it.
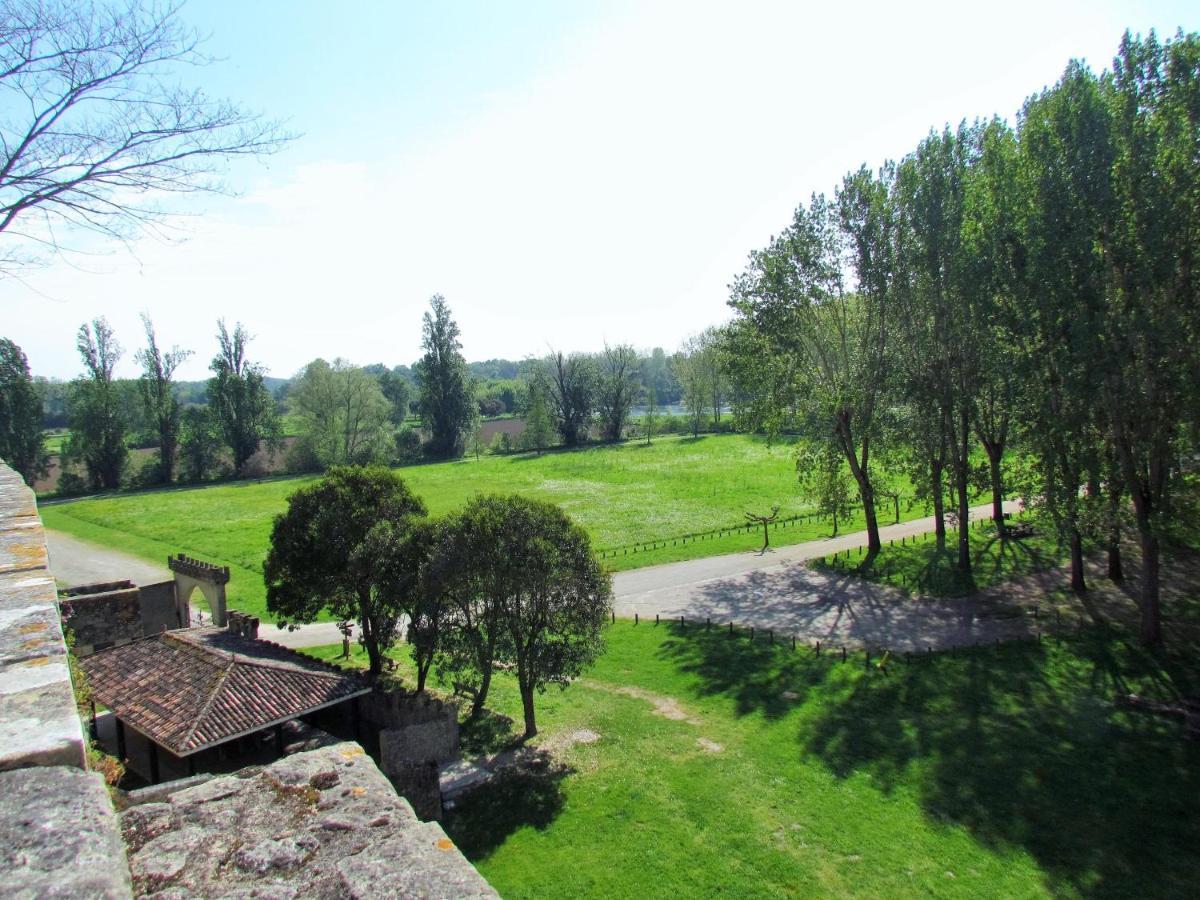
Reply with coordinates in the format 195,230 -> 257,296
415,295 -> 475,458
0,338 -> 47,486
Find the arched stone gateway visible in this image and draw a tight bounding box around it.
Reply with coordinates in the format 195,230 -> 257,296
167,554 -> 231,627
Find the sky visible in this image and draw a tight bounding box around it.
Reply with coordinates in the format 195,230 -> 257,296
1,0 -> 1195,381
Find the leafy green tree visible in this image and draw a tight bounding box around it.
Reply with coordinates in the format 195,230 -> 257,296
290,358 -> 392,468
0,338 -> 47,485
643,386 -> 657,445
730,174 -> 893,554
376,368 -> 412,425
264,466 -> 428,677
429,494 -> 610,736
134,314 -> 191,484
543,350 -> 595,447
207,320 -> 279,477
596,343 -> 639,441
416,295 -> 476,458
521,376 -> 554,455
672,339 -> 709,437
797,445 -> 855,537
66,317 -> 127,490
178,406 -> 225,482
1097,30 -> 1200,645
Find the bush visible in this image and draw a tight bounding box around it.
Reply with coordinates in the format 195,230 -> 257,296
395,427 -> 423,464
490,432 -> 512,455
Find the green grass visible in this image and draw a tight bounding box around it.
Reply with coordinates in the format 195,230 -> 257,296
306,622 -> 1200,898
816,517 -> 1068,596
42,429 -> 69,455
39,435 -> 927,621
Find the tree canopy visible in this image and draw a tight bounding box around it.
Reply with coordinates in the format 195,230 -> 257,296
264,466 -> 428,677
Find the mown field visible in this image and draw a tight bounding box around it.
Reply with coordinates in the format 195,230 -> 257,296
306,622 -> 1199,899
40,435 -> 929,621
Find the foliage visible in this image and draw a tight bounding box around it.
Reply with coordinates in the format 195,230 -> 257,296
394,427 -> 423,463
0,0 -> 290,270
416,295 -> 476,459
178,405 -> 226,482
65,317 -> 127,490
596,343 -> 639,442
519,378 -> 554,454
542,351 -> 596,447
134,315 -> 190,484
428,494 -> 611,735
0,337 -> 47,484
796,444 -> 854,536
375,368 -> 412,425
264,466 -> 427,675
289,358 -> 392,469
206,320 -> 280,477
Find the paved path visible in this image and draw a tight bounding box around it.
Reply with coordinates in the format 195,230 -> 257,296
45,529 -> 171,588
47,501 -> 1029,653
613,501 -> 1033,652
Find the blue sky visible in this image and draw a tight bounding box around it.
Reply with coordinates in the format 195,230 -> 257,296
2,0 -> 1195,380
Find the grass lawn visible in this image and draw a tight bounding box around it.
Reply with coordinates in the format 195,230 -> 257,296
39,434 -> 928,621
306,622 -> 1199,898
814,517 -> 1068,597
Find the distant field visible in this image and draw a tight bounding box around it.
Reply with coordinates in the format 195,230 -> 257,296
40,434 -> 926,621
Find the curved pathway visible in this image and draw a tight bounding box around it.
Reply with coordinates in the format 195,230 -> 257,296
47,501 -> 1029,652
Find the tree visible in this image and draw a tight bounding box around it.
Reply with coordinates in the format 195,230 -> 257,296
376,368 -> 412,426
0,0 -> 290,270
672,340 -> 708,437
596,343 -> 639,441
290,358 -> 392,469
66,317 -> 126,490
1097,30 -> 1200,646
520,375 -> 554,455
264,466 -> 428,677
543,350 -> 595,447
415,295 -> 475,458
730,174 -> 894,555
430,494 -> 610,736
797,445 -> 854,537
178,405 -> 224,482
207,320 -> 278,477
644,386 -> 657,445
134,314 -> 190,483
0,337 -> 47,485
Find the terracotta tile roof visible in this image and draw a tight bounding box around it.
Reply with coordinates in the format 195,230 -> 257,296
79,628 -> 369,756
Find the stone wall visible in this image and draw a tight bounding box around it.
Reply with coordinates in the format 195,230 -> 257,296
0,465 -> 87,770
119,742 -> 495,898
0,461 -> 133,898
59,579 -> 182,656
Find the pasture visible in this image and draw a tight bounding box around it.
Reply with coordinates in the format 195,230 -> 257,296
40,435 -> 924,621
307,622 -> 1199,899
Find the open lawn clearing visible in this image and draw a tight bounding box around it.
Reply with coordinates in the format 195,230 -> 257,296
306,621 -> 1199,899
39,434 -> 930,621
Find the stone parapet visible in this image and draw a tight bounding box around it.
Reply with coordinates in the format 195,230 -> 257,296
120,741 -> 496,898
0,765 -> 133,899
0,463 -> 86,772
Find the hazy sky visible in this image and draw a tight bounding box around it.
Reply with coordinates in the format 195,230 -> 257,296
1,0 -> 1194,381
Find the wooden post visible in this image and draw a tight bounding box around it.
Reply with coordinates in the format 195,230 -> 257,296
749,626 -> 755,642
815,641 -> 821,657
728,622 -> 733,637
611,610 -> 616,624
655,614 -> 659,626
769,629 -> 773,644
635,613 -> 639,625
792,635 -> 796,651
841,647 -> 847,662
680,615 -> 684,628
706,617 -> 711,630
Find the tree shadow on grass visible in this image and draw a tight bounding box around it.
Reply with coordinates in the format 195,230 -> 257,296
442,748 -> 572,861
659,622 -> 1200,898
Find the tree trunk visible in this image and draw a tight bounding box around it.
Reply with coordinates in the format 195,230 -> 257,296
520,682 -> 537,738
471,665 -> 493,718
931,459 -> 946,550
956,408 -> 971,573
831,509 -> 838,537
1069,528 -> 1086,594
1106,453 -> 1124,582
986,446 -> 1005,536
1138,529 -> 1162,647
416,657 -> 430,693
893,495 -> 900,525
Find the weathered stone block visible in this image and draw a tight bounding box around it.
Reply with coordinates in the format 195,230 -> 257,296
0,765 -> 132,899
